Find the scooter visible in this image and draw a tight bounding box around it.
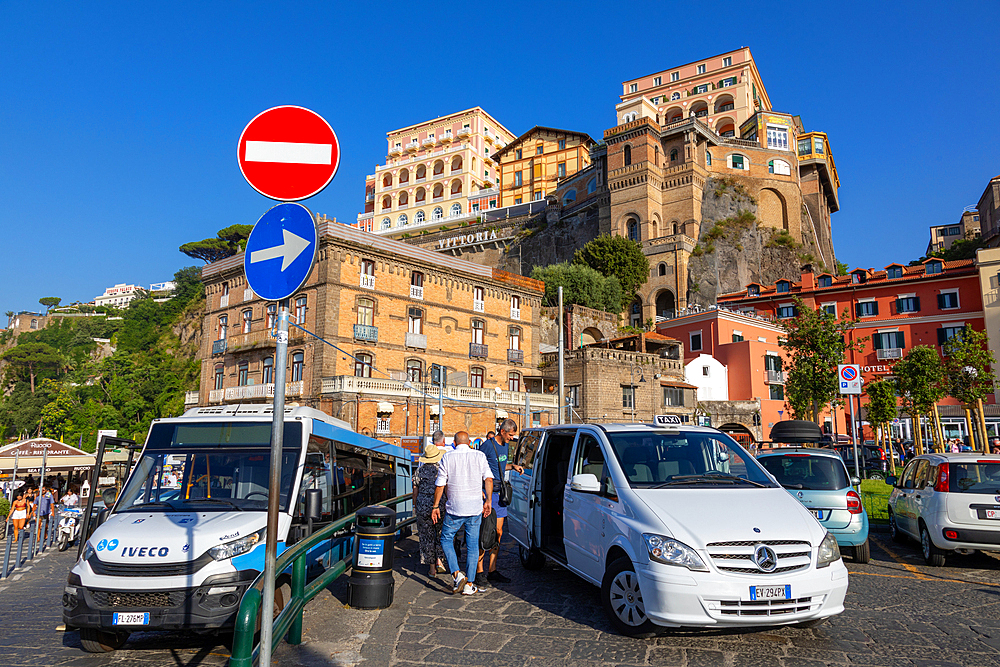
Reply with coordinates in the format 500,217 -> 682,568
58,506 -> 83,552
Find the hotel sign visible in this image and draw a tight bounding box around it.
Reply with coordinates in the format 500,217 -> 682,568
436,228 -> 507,250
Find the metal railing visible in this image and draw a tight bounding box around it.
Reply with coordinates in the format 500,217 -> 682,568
213,339 -> 227,355
469,342 -> 488,358
877,348 -> 902,360
766,369 -> 785,384
353,324 -> 379,343
229,494 -> 415,667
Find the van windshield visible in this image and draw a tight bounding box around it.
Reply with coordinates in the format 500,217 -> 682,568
605,431 -> 775,488
115,449 -> 299,512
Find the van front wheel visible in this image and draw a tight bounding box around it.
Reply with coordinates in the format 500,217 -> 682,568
601,557 -> 660,638
79,628 -> 129,653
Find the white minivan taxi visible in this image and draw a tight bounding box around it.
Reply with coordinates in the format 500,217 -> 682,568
506,422 -> 848,636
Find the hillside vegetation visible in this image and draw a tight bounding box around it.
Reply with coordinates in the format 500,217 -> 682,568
0,267 -> 204,450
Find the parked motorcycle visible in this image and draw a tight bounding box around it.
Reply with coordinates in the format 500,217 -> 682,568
58,506 -> 83,552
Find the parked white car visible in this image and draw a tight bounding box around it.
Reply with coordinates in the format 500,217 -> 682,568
887,452 -> 1000,566
506,422 -> 849,636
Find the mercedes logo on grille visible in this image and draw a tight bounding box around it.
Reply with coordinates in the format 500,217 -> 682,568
753,544 -> 778,573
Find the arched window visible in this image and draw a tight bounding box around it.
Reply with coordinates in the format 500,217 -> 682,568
408,307 -> 423,334
380,217 -> 390,230
406,359 -> 422,383
450,203 -> 462,217
433,184 -> 443,200
670,148 -> 678,162
658,263 -> 667,276
672,222 -> 678,235
398,168 -> 409,185
653,146 -> 659,167
768,159 -> 791,176
398,191 -> 408,206
218,314 -> 228,339
291,351 -> 304,382
508,372 -> 521,392
242,309 -> 252,334
451,156 -> 462,172
509,327 -> 521,351
295,296 -> 307,324
623,145 -> 632,166
382,174 -> 392,188
415,187 -> 426,203
433,160 -> 444,176
450,179 -> 462,195
627,219 -> 640,242
415,210 -> 425,224
729,154 -> 747,170
706,151 -> 712,166
471,319 -> 485,344
562,189 -> 577,206
381,196 -> 391,211
354,352 -> 372,378
262,356 -> 274,384
398,213 -> 408,226
238,361 -> 249,386
470,366 -> 484,388
416,164 -> 426,180
587,178 -> 597,194
213,364 -> 225,390
432,206 -> 443,220
266,303 -> 276,329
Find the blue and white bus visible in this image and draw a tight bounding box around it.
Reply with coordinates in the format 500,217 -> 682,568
63,405 -> 412,652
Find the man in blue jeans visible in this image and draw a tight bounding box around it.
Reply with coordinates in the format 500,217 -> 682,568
431,431 -> 493,595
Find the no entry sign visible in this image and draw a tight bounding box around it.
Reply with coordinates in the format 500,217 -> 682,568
237,106 -> 340,201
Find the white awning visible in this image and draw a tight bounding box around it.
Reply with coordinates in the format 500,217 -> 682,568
428,404 -> 441,416
377,402 -> 394,414
495,410 -> 508,419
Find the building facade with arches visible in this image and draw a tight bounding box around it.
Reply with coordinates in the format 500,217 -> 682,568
354,107 -> 515,238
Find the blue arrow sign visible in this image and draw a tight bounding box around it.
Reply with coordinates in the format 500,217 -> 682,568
244,202 -> 318,301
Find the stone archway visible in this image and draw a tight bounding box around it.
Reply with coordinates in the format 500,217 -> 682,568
758,188 -> 789,232
655,290 -> 676,321
580,327 -> 603,346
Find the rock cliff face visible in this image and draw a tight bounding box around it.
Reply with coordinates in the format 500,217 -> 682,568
496,208 -> 602,278
686,177 -> 820,308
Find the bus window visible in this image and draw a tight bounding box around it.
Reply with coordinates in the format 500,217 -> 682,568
300,452 -> 332,519
368,457 -> 396,505
334,448 -> 369,516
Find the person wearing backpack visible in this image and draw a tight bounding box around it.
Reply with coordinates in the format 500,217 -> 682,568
475,418 -> 523,588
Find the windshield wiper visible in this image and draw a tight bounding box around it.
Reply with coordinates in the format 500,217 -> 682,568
181,498 -> 243,511
651,473 -> 769,488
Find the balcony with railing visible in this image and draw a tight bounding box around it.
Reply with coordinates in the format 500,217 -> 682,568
440,132 -> 453,143
354,324 -> 378,343
376,418 -> 391,435
212,339 -> 227,355
473,299 -> 485,313
222,381 -> 304,402
457,127 -> 471,137
360,274 -> 375,289
510,307 -> 520,320
320,375 -> 558,408
449,191 -> 463,199
184,390 -> 200,405
766,369 -> 785,384
507,349 -> 524,364
410,285 -> 424,300
469,342 -> 488,358
208,388 -> 225,403
422,137 -> 435,146
405,332 -> 427,349
432,194 -> 444,202
876,348 -> 903,360
220,294 -> 229,308
406,141 -> 419,152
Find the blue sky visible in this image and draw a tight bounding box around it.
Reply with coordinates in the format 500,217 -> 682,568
2,1 -> 997,315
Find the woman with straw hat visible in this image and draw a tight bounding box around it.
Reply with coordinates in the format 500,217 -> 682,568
414,440 -> 448,577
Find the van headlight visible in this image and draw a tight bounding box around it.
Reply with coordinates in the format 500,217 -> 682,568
642,533 -> 708,571
209,528 -> 265,561
816,532 -> 841,568
82,542 -> 94,561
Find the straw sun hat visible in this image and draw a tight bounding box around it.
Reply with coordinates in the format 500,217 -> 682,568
419,443 -> 444,464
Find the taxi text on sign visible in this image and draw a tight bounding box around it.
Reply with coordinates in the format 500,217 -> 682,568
237,105 -> 340,201
838,364 -> 862,395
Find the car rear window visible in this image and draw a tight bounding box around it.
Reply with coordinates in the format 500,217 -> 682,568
759,455 -> 850,491
948,462 -> 1000,494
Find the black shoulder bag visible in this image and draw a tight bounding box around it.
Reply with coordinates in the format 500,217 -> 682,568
490,438 -> 514,507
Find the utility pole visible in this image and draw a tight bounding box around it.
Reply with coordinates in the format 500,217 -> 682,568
558,287 -> 565,425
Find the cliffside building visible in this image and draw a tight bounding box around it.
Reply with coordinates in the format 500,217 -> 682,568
355,107 -> 515,239
928,208 -> 981,255
492,126 -> 595,207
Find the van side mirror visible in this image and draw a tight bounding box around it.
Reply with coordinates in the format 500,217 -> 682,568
886,476 -> 897,487
96,508 -> 110,527
101,487 -> 118,507
305,488 -> 323,521
570,473 -> 601,493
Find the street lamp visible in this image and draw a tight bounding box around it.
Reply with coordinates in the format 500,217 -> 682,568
629,364 -> 646,422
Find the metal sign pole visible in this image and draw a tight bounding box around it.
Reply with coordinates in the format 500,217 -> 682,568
849,395 -> 860,480
261,302 -> 289,667
438,366 -> 444,431
78,435 -> 109,558
557,287 -> 565,425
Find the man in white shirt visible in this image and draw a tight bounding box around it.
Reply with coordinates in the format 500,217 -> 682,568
431,431 -> 493,595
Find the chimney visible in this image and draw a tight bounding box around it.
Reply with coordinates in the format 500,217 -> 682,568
800,266 -> 815,291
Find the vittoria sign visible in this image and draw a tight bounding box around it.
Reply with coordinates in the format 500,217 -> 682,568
436,228 -> 508,250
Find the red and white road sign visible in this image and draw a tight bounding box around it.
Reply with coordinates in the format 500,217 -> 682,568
237,106 -> 340,201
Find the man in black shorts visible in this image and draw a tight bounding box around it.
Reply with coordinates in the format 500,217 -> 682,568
475,418 -> 523,587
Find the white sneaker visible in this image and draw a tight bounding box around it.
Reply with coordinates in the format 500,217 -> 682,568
461,582 -> 478,596
451,573 -> 467,595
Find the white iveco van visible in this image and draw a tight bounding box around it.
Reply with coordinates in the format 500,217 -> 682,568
64,405 -> 412,652
506,421 -> 848,636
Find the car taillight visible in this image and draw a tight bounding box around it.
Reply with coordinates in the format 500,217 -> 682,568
846,490 -> 863,514
944,529 -> 958,540
935,463 -> 949,493
880,450 -> 886,461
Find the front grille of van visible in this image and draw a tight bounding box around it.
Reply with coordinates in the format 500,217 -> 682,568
705,540 -> 812,575
87,551 -> 214,577
91,590 -> 186,608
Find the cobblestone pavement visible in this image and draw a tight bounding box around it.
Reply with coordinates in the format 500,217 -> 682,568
4,529 -> 1000,667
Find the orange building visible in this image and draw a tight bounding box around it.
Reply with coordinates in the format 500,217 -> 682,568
656,307 -> 790,443
716,260 -> 994,443
492,126 -> 595,207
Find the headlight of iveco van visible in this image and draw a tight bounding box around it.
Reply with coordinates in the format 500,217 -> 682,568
209,528 -> 265,561
642,534 -> 709,571
816,532 -> 841,568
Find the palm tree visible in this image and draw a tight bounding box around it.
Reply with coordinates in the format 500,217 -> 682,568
5,311 -> 14,328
